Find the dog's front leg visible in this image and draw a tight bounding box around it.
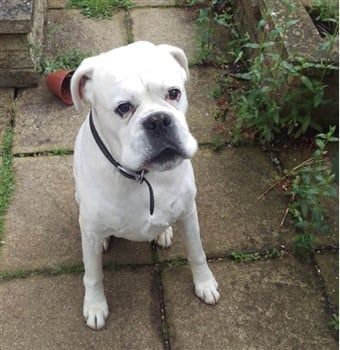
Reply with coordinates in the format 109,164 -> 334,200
80,221 -> 109,330
179,202 -> 220,304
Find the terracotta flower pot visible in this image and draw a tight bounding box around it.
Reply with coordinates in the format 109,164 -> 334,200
46,69 -> 74,105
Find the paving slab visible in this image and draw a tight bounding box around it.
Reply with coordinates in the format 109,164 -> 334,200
48,0 -> 67,9
186,67 -> 220,143
158,147 -> 292,261
163,258 -> 337,349
0,156 -> 152,272
0,88 -> 13,144
134,0 -> 177,6
315,253 -> 339,308
13,80 -> 84,153
131,8 -> 199,63
44,9 -> 128,58
0,268 -> 163,350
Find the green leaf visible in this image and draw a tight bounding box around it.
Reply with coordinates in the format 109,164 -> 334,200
234,51 -> 243,64
233,72 -> 253,80
287,19 -> 299,26
301,115 -> 311,133
300,75 -> 314,91
243,43 -> 261,49
282,61 -> 297,74
315,138 -> 324,150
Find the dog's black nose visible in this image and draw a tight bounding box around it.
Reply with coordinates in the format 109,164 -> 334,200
143,113 -> 172,134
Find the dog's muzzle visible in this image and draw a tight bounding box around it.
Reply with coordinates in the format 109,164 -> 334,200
143,112 -> 185,166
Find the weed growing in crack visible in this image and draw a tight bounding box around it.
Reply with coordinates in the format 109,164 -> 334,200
39,49 -> 93,74
329,314 -> 339,331
191,0 -> 235,65
259,127 -> 338,257
289,127 -> 338,235
293,233 -> 315,258
211,136 -> 225,151
230,251 -> 261,263
230,249 -> 283,262
69,0 -> 133,18
0,269 -> 28,281
264,248 -> 282,259
0,129 -> 14,246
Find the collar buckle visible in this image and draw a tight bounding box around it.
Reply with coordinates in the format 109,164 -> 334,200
117,165 -> 145,184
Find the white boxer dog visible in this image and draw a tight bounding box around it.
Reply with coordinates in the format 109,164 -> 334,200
71,41 -> 220,330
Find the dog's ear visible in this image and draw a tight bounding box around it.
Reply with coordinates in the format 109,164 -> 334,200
158,44 -> 189,80
71,55 -> 99,111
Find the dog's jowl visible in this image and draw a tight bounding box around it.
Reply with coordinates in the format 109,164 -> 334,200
71,41 -> 220,330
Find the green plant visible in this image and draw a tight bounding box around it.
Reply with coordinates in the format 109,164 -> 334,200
211,136 -> 224,151
293,233 -> 315,257
192,0 -> 235,64
264,248 -> 282,259
289,127 -> 338,234
70,0 -> 133,18
329,314 -> 339,331
0,128 -> 15,245
230,251 -> 260,262
258,127 -> 338,256
48,148 -> 74,156
39,49 -> 92,74
215,0 -> 338,144
310,0 -> 339,23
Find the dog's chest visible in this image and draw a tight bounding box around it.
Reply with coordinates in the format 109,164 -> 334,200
105,179 -> 193,241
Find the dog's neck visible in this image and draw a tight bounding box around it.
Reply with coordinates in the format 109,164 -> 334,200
90,107 -> 122,164
88,109 -> 155,215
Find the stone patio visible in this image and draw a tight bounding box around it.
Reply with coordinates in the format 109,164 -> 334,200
0,2 -> 338,349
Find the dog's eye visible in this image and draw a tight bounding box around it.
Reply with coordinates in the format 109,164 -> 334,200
115,102 -> 133,117
167,88 -> 181,101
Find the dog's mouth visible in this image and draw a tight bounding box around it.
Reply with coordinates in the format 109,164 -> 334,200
144,147 -> 186,170
149,148 -> 181,164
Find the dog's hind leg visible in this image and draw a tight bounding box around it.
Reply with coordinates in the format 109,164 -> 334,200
156,226 -> 173,248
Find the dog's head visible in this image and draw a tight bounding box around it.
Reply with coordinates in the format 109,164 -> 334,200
71,41 -> 197,172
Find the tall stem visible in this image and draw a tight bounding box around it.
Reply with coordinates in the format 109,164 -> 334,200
320,22 -> 339,82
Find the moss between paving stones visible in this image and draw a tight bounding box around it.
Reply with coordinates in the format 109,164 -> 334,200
0,89 -> 14,144
162,257 -> 337,349
0,129 -> 14,246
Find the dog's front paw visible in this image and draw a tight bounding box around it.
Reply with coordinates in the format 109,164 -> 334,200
83,297 -> 109,330
194,276 -> 220,305
156,226 -> 173,248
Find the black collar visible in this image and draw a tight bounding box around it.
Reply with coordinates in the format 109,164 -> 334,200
89,110 -> 154,215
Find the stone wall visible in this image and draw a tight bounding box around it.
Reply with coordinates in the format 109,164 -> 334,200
0,0 -> 47,88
